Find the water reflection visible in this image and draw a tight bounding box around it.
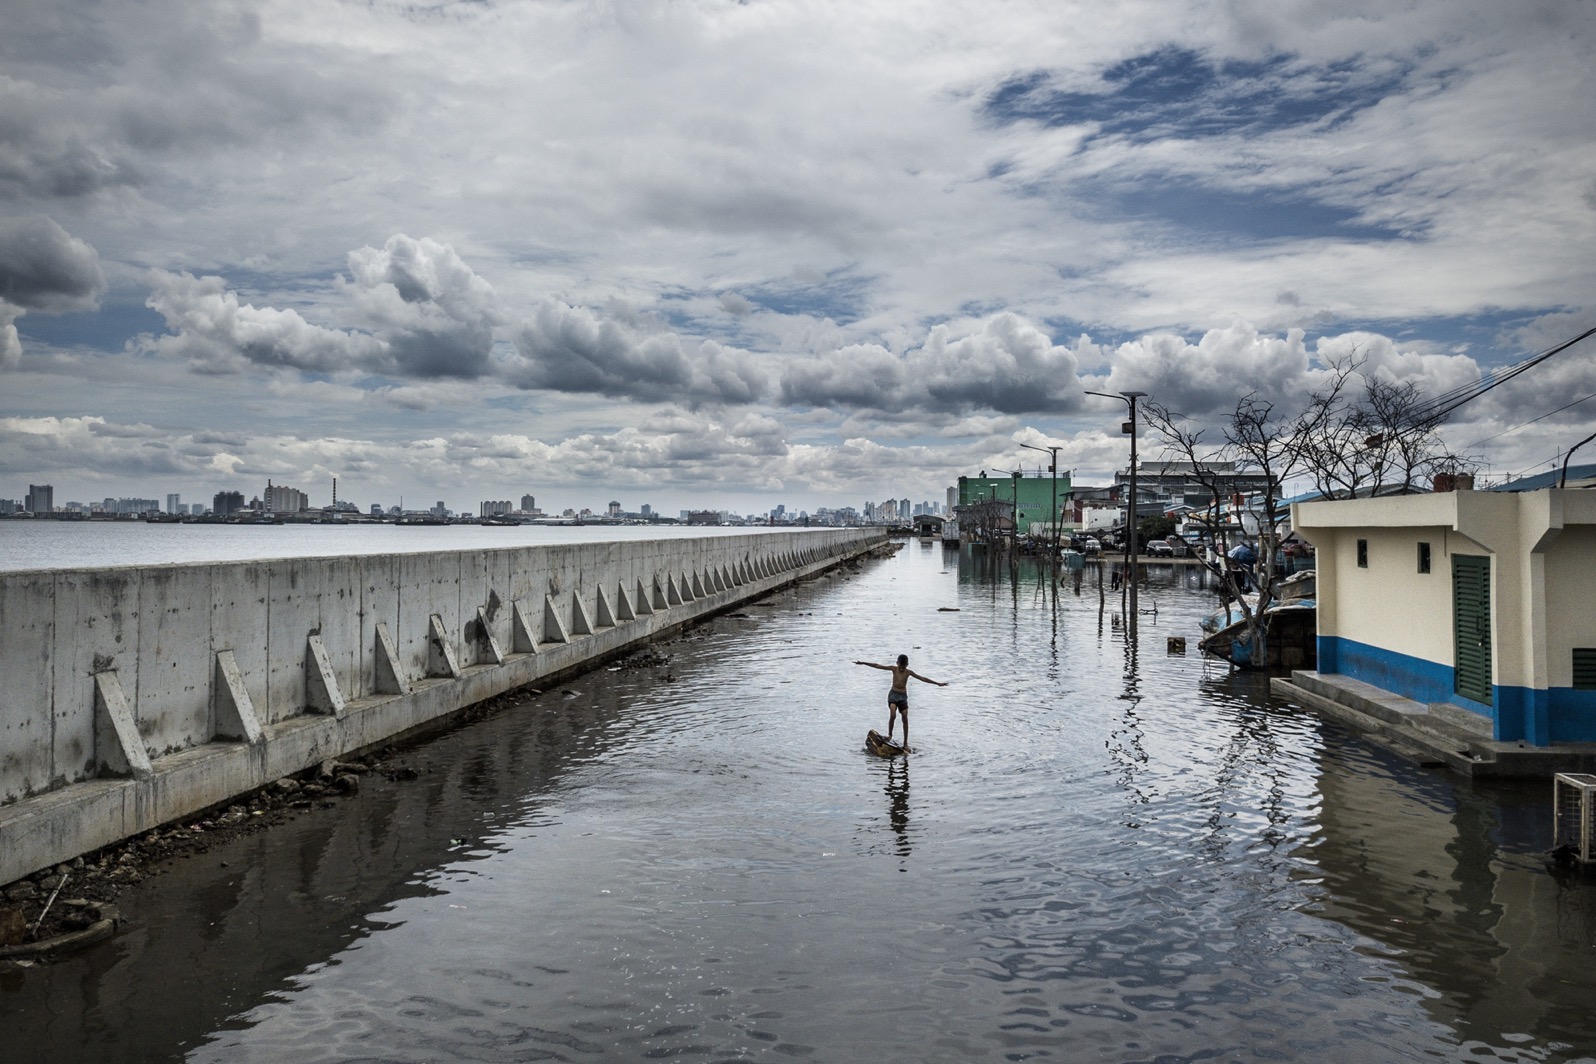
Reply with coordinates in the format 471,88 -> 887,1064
1300,742 -> 1596,1054
883,758 -> 911,860
0,658 -> 678,1064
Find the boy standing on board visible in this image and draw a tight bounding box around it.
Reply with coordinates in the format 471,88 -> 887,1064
854,654 -> 947,752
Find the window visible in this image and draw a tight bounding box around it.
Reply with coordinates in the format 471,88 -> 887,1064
1575,649 -> 1596,691
1417,541 -> 1431,574
1356,539 -> 1368,568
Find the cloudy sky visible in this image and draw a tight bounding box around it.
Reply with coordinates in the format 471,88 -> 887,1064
3,0 -> 1594,515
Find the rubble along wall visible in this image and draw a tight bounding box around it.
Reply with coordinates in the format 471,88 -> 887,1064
0,529 -> 884,884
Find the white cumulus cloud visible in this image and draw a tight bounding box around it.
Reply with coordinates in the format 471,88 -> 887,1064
137,270 -> 387,374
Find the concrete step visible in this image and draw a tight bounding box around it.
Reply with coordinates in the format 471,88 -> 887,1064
1398,710 -> 1490,752
1286,671 -> 1430,727
1272,674 -> 1495,776
1426,700 -> 1495,739
1475,742 -> 1596,778
1287,671 -> 1495,741
1382,738 -> 1447,769
1384,722 -> 1492,773
1276,672 -> 1596,778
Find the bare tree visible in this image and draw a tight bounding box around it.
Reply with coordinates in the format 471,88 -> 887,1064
1146,358 -> 1463,667
958,496 -> 1011,545
1146,392 -> 1324,666
1298,355 -> 1468,499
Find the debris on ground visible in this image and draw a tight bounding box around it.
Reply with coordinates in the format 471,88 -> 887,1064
0,745 -> 420,957
615,647 -> 669,670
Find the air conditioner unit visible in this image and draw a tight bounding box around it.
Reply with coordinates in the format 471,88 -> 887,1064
1553,773 -> 1596,864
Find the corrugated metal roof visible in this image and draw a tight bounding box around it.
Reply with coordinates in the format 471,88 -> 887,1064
1487,463 -> 1596,492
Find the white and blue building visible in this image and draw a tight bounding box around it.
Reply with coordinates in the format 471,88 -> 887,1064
1292,473 -> 1596,746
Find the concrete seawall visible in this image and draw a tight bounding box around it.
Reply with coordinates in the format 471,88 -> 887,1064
0,529 -> 884,884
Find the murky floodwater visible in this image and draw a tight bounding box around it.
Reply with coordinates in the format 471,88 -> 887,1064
5,542 -> 1595,1063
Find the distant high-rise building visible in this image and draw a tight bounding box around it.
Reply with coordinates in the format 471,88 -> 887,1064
520,494 -> 536,512
213,490 -> 245,516
165,493 -> 182,514
263,482 -> 307,513
481,500 -> 512,517
25,484 -> 53,514
607,500 -> 622,517
640,503 -> 652,517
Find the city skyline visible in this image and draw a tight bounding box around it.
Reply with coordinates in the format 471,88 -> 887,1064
2,2 -> 1593,513
3,477 -> 953,522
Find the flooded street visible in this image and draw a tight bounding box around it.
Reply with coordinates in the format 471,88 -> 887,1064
5,541 -> 1595,1063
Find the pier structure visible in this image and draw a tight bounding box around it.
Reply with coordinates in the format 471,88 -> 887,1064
0,529 -> 884,884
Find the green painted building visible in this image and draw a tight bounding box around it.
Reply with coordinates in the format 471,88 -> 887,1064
957,471 -> 1072,537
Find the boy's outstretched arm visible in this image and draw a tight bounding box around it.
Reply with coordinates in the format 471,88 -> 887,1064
909,670 -> 949,687
854,660 -> 890,670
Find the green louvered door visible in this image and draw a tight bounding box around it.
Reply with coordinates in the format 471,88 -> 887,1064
1452,555 -> 1492,705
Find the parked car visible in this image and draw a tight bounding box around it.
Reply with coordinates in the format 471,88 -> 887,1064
1083,537 -> 1101,556
1146,540 -> 1175,558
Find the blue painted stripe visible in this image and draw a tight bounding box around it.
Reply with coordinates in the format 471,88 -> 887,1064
1316,636 -> 1596,745
1320,636 -> 1476,713
1548,687 -> 1596,744
1493,685 -> 1546,746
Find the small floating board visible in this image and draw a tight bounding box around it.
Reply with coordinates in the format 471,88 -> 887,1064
865,729 -> 906,758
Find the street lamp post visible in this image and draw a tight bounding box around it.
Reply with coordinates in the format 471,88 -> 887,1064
1011,469 -> 1021,549
1019,442 -> 1061,559
1086,390 -> 1148,624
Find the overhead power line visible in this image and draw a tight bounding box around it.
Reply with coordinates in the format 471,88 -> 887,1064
1464,388 -> 1596,450
1410,323 -> 1596,425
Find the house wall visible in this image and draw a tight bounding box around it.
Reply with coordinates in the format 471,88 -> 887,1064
1545,527 -> 1596,685
1308,516 -> 1481,718
1332,523 -> 1459,668
1542,525 -> 1596,741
